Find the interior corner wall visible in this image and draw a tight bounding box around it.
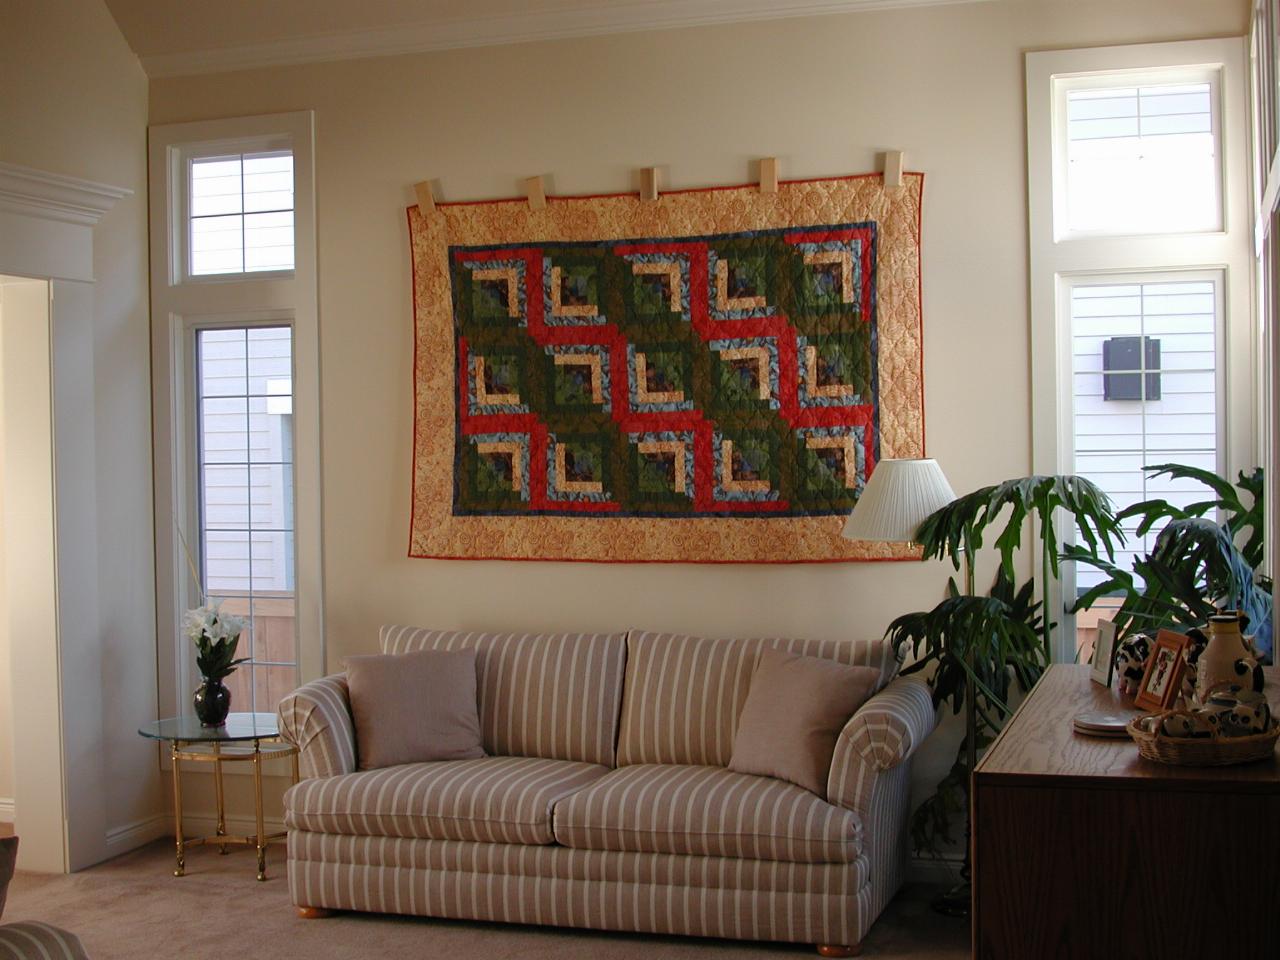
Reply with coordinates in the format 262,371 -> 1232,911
0,0 -> 161,860
146,0 -> 1249,830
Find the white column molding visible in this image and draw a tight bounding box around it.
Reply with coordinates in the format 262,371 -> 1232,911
0,161 -> 132,227
0,164 -> 129,872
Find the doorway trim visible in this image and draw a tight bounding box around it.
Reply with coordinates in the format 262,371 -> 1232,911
0,161 -> 129,872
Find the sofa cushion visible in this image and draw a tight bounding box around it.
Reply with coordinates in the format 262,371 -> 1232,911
346,649 -> 485,770
552,764 -> 862,864
380,627 -> 627,767
284,756 -> 609,845
616,630 -> 901,767
728,649 -> 881,798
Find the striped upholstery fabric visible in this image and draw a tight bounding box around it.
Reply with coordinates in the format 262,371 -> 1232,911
380,627 -> 627,767
552,764 -> 861,864
0,922 -> 89,960
284,756 -> 608,845
616,630 -> 902,767
827,675 -> 936,922
277,673 -> 357,779
827,676 -> 938,811
288,830 -> 870,946
288,830 -> 868,893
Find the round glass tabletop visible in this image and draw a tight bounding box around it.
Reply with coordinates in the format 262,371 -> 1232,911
138,712 -> 280,743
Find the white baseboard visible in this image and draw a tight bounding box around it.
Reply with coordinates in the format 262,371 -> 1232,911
103,811 -> 286,861
105,814 -> 169,857
907,853 -> 964,885
0,797 -> 13,822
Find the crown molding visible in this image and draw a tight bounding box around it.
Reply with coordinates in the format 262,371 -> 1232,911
141,0 -> 992,78
0,162 -> 132,227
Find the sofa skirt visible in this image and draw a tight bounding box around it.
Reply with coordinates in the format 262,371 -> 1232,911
287,830 -> 873,946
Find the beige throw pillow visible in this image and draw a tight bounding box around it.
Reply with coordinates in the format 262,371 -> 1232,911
346,648 -> 485,770
728,648 -> 880,798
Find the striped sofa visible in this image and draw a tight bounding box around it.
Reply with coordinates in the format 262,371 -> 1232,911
277,627 -> 936,956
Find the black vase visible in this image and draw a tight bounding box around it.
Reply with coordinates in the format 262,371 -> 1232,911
193,677 -> 231,726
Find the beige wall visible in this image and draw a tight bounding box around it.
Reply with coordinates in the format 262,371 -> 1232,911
0,283 -> 13,814
0,0 -> 161,857
149,0 -> 1246,654
147,0 -> 1247,833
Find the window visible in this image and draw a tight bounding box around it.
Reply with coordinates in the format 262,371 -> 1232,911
196,327 -> 297,712
189,152 -> 295,276
1063,80 -> 1220,235
1069,277 -> 1222,594
149,111 -> 322,722
1026,40 -> 1253,663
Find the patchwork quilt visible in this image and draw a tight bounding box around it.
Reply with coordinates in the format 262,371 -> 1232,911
407,174 -> 924,562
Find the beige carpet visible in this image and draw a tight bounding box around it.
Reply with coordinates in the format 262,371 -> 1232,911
6,841 -> 969,959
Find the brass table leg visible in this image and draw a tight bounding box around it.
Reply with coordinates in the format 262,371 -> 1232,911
213,741 -> 227,854
253,739 -> 266,881
171,742 -> 185,877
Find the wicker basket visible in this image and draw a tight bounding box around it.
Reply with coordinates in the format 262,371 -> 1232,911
1127,712 -> 1280,766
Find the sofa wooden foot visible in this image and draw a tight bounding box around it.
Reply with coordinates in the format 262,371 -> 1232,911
297,907 -> 334,920
816,945 -> 861,958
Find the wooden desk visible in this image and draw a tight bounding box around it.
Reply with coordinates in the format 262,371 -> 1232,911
972,664 -> 1280,960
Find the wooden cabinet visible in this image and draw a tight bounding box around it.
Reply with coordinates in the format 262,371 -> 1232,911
972,664 -> 1280,960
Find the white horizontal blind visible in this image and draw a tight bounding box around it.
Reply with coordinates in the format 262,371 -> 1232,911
1066,82 -> 1218,234
1071,279 -> 1219,591
189,151 -> 295,276
197,326 -> 298,711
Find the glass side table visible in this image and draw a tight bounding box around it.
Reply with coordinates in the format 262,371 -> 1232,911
139,712 -> 299,881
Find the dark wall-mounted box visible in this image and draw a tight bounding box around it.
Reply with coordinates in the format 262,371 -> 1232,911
1102,336 -> 1160,401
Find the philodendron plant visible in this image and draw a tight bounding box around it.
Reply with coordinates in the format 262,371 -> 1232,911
1067,463 -> 1272,661
887,475 -> 1124,858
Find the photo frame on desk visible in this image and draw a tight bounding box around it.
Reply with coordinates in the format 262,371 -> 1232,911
1134,630 -> 1189,713
1091,619 -> 1117,688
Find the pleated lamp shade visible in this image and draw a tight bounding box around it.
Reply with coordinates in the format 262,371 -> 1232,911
841,458 -> 956,544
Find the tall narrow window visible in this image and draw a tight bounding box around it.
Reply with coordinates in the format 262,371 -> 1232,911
196,326 -> 297,712
1070,278 -> 1221,602
1028,41 -> 1251,664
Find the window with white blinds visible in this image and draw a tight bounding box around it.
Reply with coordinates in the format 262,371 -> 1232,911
1065,81 -> 1220,235
1028,41 -> 1250,662
196,325 -> 298,712
189,151 -> 295,277
1070,278 -> 1221,591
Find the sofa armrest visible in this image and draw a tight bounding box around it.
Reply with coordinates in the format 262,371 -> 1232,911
277,673 -> 357,780
826,675 -> 937,810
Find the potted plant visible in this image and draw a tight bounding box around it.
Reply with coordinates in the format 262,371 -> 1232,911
183,602 -> 249,727
1068,463 -> 1272,660
886,475 -> 1123,913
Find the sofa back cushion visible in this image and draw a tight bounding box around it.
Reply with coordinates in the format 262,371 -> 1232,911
616,630 -> 901,767
380,626 -> 628,767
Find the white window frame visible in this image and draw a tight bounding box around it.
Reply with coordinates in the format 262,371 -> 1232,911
149,111 -> 324,726
1027,39 -> 1255,662
1052,66 -> 1225,242
178,139 -> 295,283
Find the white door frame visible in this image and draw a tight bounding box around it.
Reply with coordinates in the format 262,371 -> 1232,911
0,162 -> 130,872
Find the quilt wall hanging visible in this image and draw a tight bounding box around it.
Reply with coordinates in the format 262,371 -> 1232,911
407,173 -> 925,563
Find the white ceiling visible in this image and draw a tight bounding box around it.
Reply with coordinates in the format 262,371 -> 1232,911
103,0 -> 991,77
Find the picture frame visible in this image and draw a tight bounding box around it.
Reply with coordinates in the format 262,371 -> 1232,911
1091,619 -> 1118,688
1133,630 -> 1190,712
